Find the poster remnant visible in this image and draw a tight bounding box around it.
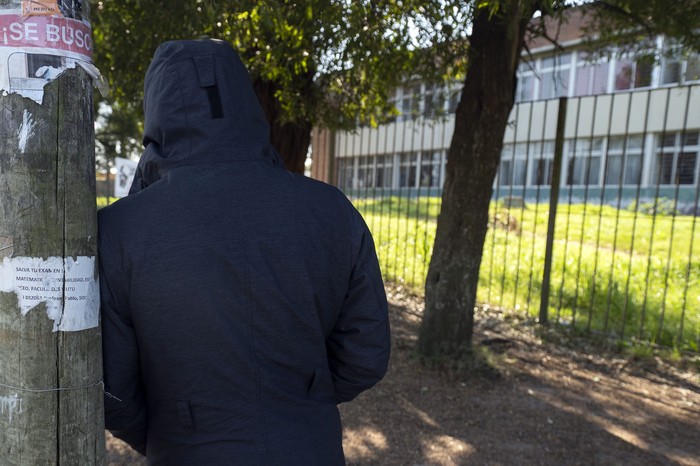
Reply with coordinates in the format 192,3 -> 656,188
22,0 -> 61,17
0,394 -> 23,424
0,3 -> 98,103
114,157 -> 138,198
0,256 -> 99,332
0,14 -> 92,59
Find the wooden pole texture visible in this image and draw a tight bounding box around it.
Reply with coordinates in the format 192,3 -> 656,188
0,35 -> 104,466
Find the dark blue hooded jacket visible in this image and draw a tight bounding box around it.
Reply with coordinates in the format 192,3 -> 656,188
98,39 -> 390,465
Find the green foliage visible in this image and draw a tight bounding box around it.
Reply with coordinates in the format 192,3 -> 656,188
94,101 -> 142,171
96,197 -> 111,210
582,0 -> 700,58
90,0 -> 466,130
627,197 -> 680,216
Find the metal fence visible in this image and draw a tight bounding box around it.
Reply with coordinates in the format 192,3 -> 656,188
318,86 -> 700,351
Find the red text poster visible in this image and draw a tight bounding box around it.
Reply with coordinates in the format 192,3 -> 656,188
0,14 -> 92,60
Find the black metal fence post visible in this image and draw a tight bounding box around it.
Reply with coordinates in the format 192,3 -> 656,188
539,97 -> 568,325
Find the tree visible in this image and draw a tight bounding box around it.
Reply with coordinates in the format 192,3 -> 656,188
90,0 -> 453,173
94,101 -> 142,174
418,0 -> 700,360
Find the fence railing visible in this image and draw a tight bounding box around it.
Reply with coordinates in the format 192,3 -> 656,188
320,86 -> 700,351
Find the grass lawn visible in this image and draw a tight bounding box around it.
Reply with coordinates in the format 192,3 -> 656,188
354,196 -> 699,351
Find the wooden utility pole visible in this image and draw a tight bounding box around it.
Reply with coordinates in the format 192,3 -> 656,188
0,2 -> 104,464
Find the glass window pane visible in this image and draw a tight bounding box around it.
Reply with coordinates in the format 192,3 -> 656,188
514,160 -> 527,185
574,66 -> 591,97
573,138 -> 591,154
609,137 -> 624,151
338,159 -> 354,190
659,134 -> 676,148
399,153 -> 417,187
614,59 -> 633,90
657,153 -> 674,184
678,152 -> 697,184
540,70 -> 569,99
624,154 -> 642,185
542,141 -> 555,155
605,155 -> 622,185
567,157 -> 576,185
588,157 -> 601,185
516,75 -> 534,102
592,138 -> 604,152
532,159 -> 552,185
501,144 -> 514,159
541,56 -> 555,69
375,155 -> 393,188
519,61 -> 534,73
499,160 -> 512,186
634,61 -> 653,88
627,135 -> 644,150
685,55 -> 700,82
592,63 -> 609,94
661,60 -> 682,85
515,143 -> 528,157
541,54 -> 571,69
683,132 -> 699,147
419,152 -> 441,188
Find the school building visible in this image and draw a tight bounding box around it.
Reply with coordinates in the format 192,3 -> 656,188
310,10 -> 700,212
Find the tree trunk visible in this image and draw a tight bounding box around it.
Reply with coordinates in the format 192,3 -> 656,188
253,79 -> 312,174
0,68 -> 104,463
418,1 -> 533,359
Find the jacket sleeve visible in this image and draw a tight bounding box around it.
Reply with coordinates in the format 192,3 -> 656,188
327,210 -> 391,403
100,263 -> 148,455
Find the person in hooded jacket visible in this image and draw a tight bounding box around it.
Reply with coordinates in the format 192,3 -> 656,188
98,39 -> 390,465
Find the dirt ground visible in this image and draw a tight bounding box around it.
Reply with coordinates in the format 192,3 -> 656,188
106,286 -> 700,466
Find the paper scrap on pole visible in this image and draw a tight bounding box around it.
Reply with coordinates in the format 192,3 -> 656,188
0,256 -> 100,332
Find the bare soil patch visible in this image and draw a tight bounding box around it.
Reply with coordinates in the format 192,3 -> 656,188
107,287 -> 700,466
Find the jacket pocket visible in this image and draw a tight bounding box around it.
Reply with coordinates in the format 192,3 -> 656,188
176,400 -> 195,430
308,368 -> 334,402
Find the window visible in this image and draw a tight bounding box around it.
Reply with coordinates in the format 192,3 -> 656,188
614,57 -> 653,91
398,85 -> 421,122
531,141 -> 555,186
660,57 -> 682,85
539,54 -> 571,100
399,152 -> 418,188
353,155 -> 396,189
604,136 -> 643,186
423,85 -> 446,119
574,54 -> 609,96
567,138 -> 603,186
661,53 -> 700,85
516,62 -> 536,102
337,158 -> 355,191
356,156 -> 374,189
375,155 -> 394,189
654,132 -> 699,185
499,144 -> 528,186
419,151 -> 443,188
685,55 -> 700,82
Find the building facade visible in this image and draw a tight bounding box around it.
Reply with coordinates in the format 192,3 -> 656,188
310,13 -> 700,212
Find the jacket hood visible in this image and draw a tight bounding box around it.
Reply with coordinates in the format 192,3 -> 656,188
130,39 -> 282,194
